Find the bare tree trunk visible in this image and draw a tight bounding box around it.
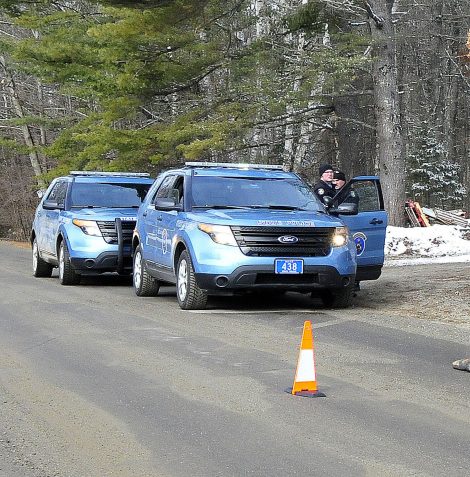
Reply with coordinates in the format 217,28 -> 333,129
365,1 -> 406,226
283,31 -> 304,171
292,23 -> 332,173
0,55 -> 45,188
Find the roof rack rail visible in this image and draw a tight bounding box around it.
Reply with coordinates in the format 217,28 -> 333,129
70,171 -> 150,177
185,162 -> 285,170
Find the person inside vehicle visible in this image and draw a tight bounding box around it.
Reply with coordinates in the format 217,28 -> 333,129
313,164 -> 336,203
332,170 -> 359,205
332,170 -> 347,191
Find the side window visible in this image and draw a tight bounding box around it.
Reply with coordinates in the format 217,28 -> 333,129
149,174 -> 185,206
352,181 -> 382,212
45,181 -> 68,207
173,176 -> 184,204
152,175 -> 176,203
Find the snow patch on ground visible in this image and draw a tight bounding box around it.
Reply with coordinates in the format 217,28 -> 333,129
385,224 -> 470,266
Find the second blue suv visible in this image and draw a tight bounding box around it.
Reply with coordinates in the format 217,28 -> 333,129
132,163 -> 387,310
31,171 -> 154,285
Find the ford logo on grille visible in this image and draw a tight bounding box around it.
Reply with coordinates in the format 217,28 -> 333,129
278,235 -> 299,244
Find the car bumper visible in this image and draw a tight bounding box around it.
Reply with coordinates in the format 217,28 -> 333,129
70,251 -> 132,274
195,265 -> 355,292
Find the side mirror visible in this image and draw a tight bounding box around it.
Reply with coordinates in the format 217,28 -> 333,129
322,196 -> 333,207
329,202 -> 358,216
43,199 -> 63,210
154,197 -> 182,211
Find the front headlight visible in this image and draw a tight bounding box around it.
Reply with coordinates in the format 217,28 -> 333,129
72,219 -> 102,237
198,223 -> 237,246
331,226 -> 348,247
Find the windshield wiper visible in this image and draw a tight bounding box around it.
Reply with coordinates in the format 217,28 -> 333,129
249,205 -> 307,211
192,205 -> 251,210
71,205 -> 140,209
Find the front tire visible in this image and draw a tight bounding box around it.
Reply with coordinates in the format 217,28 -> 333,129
318,285 -> 354,309
176,250 -> 207,310
133,245 -> 160,296
32,238 -> 53,277
58,241 -> 80,285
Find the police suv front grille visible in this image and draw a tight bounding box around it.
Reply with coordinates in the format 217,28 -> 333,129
230,226 -> 334,257
96,220 -> 136,244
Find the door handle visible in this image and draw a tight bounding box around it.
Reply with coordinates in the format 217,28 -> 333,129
143,211 -> 147,217
370,218 -> 383,225
157,215 -> 163,221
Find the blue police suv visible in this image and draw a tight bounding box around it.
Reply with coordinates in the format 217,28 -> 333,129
31,171 -> 154,285
132,163 -> 387,310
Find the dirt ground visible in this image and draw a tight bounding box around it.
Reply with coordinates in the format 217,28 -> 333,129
354,261 -> 470,328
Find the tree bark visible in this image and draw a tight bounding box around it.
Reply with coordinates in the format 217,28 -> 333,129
0,55 -> 45,188
365,1 -> 406,226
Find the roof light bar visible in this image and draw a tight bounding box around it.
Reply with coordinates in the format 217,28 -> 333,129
70,171 -> 150,177
185,162 -> 285,170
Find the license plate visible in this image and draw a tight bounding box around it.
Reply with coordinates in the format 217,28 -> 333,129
275,259 -> 304,274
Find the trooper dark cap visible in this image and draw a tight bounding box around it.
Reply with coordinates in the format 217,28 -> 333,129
333,170 -> 346,181
319,164 -> 334,176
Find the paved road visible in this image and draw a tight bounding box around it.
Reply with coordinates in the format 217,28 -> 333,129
0,241 -> 469,477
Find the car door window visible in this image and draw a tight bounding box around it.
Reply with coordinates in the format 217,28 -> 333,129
46,181 -> 68,208
151,175 -> 185,205
152,175 -> 176,203
352,181 -> 382,212
335,180 -> 382,213
173,176 -> 184,204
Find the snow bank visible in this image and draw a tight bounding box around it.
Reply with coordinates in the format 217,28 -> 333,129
385,225 -> 470,264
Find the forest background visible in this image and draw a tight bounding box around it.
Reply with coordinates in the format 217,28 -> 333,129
0,0 -> 469,239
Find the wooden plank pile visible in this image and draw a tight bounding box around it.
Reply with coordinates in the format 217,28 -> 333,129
433,209 -> 468,227
405,201 -> 469,227
405,200 -> 431,227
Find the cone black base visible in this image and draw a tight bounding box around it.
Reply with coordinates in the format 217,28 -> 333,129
285,387 -> 326,398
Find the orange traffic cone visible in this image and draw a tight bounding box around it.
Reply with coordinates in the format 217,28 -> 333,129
289,320 -> 326,397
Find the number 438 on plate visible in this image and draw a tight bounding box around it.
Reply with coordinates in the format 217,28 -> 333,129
275,259 -> 304,274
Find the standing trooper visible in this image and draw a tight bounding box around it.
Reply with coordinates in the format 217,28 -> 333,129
313,164 -> 336,203
332,170 -> 359,205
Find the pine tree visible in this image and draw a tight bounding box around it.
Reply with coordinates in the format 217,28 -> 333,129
408,128 -> 466,209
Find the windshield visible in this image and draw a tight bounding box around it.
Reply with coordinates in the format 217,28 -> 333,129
190,176 -> 323,211
71,182 -> 151,208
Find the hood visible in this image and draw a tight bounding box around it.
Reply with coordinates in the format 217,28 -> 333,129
184,208 -> 344,228
72,207 -> 139,221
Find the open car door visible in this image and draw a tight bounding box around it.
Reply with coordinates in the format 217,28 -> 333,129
333,176 -> 388,281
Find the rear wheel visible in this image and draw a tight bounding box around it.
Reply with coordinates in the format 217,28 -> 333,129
318,285 -> 354,309
32,238 -> 53,278
133,245 -> 160,296
58,241 -> 80,285
176,250 -> 207,310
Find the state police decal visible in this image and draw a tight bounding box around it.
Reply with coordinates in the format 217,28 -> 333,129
353,232 -> 367,256
161,228 -> 169,254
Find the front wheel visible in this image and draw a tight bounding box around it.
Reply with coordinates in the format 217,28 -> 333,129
176,250 -> 207,310
133,245 -> 159,297
58,241 -> 80,285
32,238 -> 53,277
318,285 -> 354,309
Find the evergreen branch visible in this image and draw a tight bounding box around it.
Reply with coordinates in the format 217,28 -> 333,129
252,104 -> 334,128
151,61 -> 225,96
203,0 -> 246,27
